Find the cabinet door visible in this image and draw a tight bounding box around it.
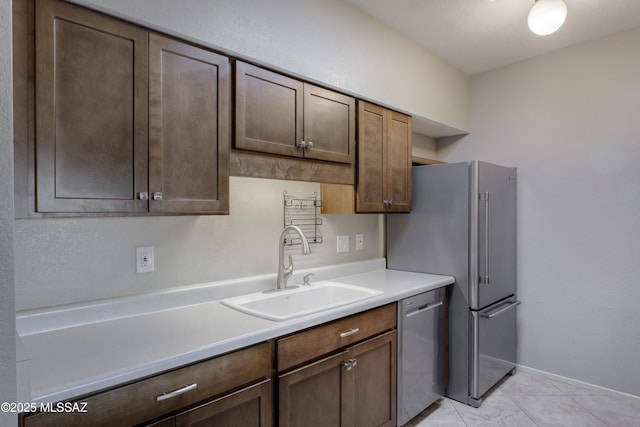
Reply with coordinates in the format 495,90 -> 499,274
303,85 -> 355,164
349,331 -> 397,427
148,34 -> 230,214
384,110 -> 412,212
35,0 -> 148,213
279,351 -> 351,427
356,102 -> 386,212
175,380 -> 272,427
356,102 -> 412,213
235,61 -> 303,158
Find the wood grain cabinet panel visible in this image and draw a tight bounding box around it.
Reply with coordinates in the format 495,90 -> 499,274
385,110 -> 412,212
148,33 -> 230,214
303,85 -> 355,164
175,379 -> 272,427
235,61 -> 355,165
356,101 -> 412,213
34,0 -> 149,213
235,61 -> 304,158
277,303 -> 396,372
278,351 -> 350,427
350,331 -> 396,427
356,103 -> 386,213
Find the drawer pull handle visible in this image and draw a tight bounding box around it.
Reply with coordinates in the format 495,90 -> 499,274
340,328 -> 360,338
156,383 -> 197,402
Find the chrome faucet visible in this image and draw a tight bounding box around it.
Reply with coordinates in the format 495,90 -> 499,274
276,225 -> 311,290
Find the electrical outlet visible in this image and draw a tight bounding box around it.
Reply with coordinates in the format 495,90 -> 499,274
337,235 -> 350,253
136,246 -> 154,273
355,233 -> 364,251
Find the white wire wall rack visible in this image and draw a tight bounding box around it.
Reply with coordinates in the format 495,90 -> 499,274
283,190 -> 323,246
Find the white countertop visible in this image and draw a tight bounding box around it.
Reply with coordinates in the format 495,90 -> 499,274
16,259 -> 453,404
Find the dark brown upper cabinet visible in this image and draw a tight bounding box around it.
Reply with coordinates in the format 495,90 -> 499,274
148,34 -> 230,214
235,61 -> 355,165
22,0 -> 230,216
357,101 -> 412,213
34,0 -> 149,214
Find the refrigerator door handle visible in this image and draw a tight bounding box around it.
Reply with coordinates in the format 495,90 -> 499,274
480,191 -> 490,284
480,300 -> 521,319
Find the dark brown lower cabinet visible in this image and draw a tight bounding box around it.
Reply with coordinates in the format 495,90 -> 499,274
278,331 -> 396,427
279,351 -> 349,427
174,380 -> 272,427
21,343 -> 271,427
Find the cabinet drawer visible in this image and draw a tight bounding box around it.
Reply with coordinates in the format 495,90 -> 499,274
22,342 -> 270,427
175,379 -> 273,427
277,304 -> 396,372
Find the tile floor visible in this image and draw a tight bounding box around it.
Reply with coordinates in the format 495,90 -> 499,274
404,370 -> 640,427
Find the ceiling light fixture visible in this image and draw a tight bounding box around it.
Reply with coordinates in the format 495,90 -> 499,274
528,0 -> 567,36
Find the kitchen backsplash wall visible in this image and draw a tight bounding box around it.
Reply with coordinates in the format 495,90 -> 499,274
14,177 -> 383,311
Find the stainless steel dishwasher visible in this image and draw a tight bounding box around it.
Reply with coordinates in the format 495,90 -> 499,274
397,288 -> 447,426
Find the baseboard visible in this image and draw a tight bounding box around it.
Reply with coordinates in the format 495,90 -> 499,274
516,364 -> 640,402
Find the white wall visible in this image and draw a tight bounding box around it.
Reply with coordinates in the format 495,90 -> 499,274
0,0 -> 17,423
15,178 -> 383,310
438,27 -> 640,396
412,133 -> 438,160
71,0 -> 469,134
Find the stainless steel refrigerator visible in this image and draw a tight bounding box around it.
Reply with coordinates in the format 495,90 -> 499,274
387,160 -> 520,407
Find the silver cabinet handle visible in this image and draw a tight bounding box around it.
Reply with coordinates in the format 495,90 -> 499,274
297,141 -> 314,149
481,300 -> 521,319
156,383 -> 197,402
138,192 -> 149,201
479,191 -> 490,284
153,192 -> 163,201
339,327 -> 360,338
406,300 -> 444,318
344,358 -> 358,371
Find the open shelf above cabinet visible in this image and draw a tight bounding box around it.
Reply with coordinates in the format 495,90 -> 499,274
411,156 -> 445,166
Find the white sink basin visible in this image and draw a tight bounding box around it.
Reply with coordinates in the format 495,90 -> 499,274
221,281 -> 382,321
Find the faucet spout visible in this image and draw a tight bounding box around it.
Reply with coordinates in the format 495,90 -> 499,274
277,225 -> 311,290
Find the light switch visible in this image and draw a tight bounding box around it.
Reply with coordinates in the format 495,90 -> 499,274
355,233 -> 364,251
337,235 -> 350,253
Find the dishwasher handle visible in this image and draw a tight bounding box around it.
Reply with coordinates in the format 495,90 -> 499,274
406,300 -> 443,318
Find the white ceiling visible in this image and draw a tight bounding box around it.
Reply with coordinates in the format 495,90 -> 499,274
343,0 -> 640,75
